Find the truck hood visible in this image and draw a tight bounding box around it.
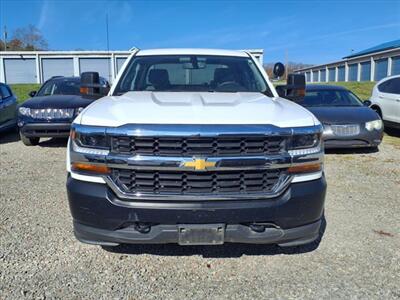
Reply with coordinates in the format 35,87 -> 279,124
77,91 -> 317,127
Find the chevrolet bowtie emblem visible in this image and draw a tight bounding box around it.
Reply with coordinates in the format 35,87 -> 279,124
184,159 -> 216,171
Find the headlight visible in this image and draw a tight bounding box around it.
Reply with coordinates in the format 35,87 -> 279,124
75,107 -> 85,115
365,120 -> 383,131
322,124 -> 333,136
18,107 -> 31,116
289,133 -> 321,150
71,129 -> 109,150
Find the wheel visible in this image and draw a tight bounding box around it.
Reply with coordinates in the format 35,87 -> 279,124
19,132 -> 40,146
371,106 -> 382,119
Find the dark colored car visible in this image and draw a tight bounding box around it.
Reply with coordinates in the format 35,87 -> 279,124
0,83 -> 17,133
299,85 -> 384,149
18,76 -> 109,146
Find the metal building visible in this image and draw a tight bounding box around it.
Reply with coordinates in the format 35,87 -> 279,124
295,39 -> 400,82
0,49 -> 264,84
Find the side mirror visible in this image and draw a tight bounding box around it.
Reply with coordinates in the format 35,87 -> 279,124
273,62 -> 285,78
80,72 -> 108,99
275,74 -> 306,101
29,91 -> 36,97
363,100 -> 372,106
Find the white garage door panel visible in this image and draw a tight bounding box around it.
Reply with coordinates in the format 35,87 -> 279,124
116,57 -> 127,73
4,58 -> 36,84
42,58 -> 74,81
79,58 -> 111,83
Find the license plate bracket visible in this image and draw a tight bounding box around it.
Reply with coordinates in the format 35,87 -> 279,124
178,224 -> 225,245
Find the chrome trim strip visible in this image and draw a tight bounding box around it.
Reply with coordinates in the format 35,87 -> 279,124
72,124 -> 322,137
103,173 -> 293,201
106,153 -> 292,171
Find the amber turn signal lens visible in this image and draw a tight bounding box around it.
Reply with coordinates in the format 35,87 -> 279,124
71,163 -> 110,174
70,129 -> 76,139
80,87 -> 89,94
288,163 -> 321,174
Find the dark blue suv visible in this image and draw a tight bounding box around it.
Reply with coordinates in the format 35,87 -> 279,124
0,83 -> 17,133
18,76 -> 109,146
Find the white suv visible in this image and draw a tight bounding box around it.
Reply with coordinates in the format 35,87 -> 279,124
370,75 -> 400,128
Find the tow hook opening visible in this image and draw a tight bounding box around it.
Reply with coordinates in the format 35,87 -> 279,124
118,222 -> 153,234
248,223 -> 279,233
133,223 -> 152,234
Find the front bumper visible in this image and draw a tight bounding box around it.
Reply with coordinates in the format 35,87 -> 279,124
323,128 -> 383,149
67,175 -> 327,246
20,122 -> 71,138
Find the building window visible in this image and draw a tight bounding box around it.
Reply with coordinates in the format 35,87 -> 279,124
391,56 -> 400,75
374,58 -> 388,81
312,70 -> 319,82
360,61 -> 371,81
348,64 -> 358,81
328,68 -> 335,81
338,66 -> 345,81
320,69 -> 326,82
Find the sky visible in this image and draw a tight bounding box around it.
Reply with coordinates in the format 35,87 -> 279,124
1,0 -> 400,64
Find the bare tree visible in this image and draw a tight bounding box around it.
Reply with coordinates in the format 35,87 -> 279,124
2,24 -> 48,51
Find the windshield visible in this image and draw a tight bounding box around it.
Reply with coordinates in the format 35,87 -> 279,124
301,89 -> 363,107
113,55 -> 272,95
37,79 -> 80,96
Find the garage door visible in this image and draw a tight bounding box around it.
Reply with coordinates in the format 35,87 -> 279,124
4,58 -> 36,84
79,58 -> 111,83
360,62 -> 371,81
320,69 -> 326,82
374,58 -> 388,81
348,64 -> 358,81
312,71 -> 319,82
116,57 -> 128,73
328,68 -> 336,81
391,56 -> 400,75
42,58 -> 74,81
337,66 -> 345,81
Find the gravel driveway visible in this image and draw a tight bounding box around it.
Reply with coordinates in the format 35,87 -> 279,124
1,132 -> 399,299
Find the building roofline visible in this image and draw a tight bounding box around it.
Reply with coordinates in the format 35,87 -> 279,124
294,47 -> 400,72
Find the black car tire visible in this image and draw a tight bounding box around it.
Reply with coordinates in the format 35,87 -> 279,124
20,133 -> 40,146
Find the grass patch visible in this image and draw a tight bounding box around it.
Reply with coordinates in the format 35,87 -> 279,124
10,84 -> 41,104
322,82 -> 376,101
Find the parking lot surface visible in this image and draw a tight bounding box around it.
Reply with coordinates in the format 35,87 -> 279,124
0,132 -> 399,299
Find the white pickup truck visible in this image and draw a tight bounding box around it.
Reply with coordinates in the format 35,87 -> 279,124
66,48 -> 326,247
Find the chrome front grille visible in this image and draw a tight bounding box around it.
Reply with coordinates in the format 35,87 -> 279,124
331,124 -> 360,136
111,168 -> 285,196
110,135 -> 285,157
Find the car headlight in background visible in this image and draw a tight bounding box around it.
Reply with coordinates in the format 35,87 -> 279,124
322,124 -> 333,136
365,119 -> 383,131
75,107 -> 85,115
18,107 -> 31,116
18,107 -> 75,119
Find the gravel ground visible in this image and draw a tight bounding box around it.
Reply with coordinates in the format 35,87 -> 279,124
1,132 -> 399,299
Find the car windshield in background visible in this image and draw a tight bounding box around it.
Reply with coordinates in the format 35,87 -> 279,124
37,79 -> 81,96
301,89 -> 363,107
114,55 -> 271,95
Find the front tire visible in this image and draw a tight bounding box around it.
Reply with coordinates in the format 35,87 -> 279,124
20,132 -> 40,146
